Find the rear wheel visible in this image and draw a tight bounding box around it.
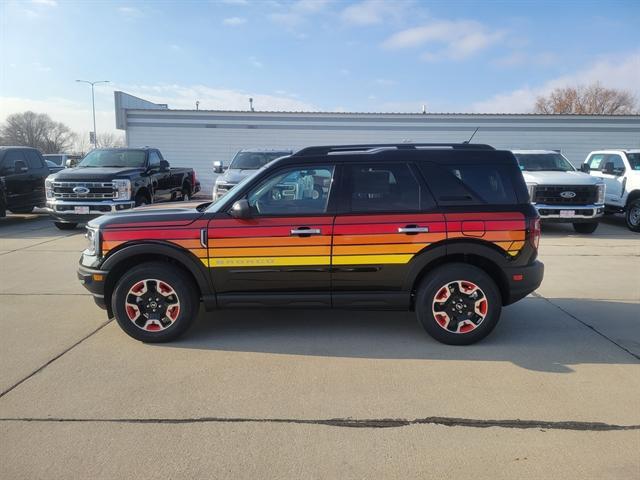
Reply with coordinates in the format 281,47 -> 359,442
182,184 -> 191,201
625,198 -> 640,233
415,263 -> 502,345
54,222 -> 77,230
135,193 -> 150,207
572,222 -> 598,234
111,262 -> 199,342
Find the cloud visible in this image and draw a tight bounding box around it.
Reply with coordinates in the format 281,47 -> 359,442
31,0 -> 58,6
269,0 -> 331,28
223,16 -> 247,26
32,62 -> 52,72
493,51 -> 559,68
383,20 -> 504,60
374,78 -> 396,86
248,56 -> 263,68
472,51 -> 640,113
117,6 -> 142,19
341,0 -> 411,26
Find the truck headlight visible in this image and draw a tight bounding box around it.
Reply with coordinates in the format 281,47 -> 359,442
596,183 -> 605,205
112,179 -> 131,200
45,178 -> 54,199
84,226 -> 100,256
526,183 -> 537,204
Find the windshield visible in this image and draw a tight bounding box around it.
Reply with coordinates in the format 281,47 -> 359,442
78,150 -> 146,168
229,151 -> 289,170
44,155 -> 63,165
206,164 -> 268,212
514,153 -> 575,172
627,153 -> 640,170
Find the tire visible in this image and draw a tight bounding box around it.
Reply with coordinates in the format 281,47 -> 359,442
111,262 -> 199,343
625,198 -> 640,233
415,263 -> 502,345
135,193 -> 149,207
9,205 -> 34,214
182,184 -> 191,201
54,222 -> 77,230
572,222 -> 599,234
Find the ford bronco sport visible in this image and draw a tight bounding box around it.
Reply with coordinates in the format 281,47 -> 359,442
78,144 -> 544,345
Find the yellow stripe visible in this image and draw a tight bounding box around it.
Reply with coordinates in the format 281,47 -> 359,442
204,256 -> 330,268
332,254 -> 414,265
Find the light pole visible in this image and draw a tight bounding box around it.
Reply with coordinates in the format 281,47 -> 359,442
76,79 -> 109,148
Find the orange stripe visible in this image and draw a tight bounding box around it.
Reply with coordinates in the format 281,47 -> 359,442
333,243 -> 428,255
102,240 -> 124,250
447,230 -> 525,241
211,245 -> 331,257
210,236 -> 332,247
333,233 -> 444,245
169,239 -> 203,249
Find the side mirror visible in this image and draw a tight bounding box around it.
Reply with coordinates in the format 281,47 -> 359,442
602,162 -> 615,175
160,160 -> 170,172
230,199 -> 251,219
65,159 -> 73,168
15,160 -> 28,173
580,163 -> 590,173
213,161 -> 223,174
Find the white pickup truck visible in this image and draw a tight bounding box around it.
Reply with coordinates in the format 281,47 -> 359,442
512,150 -> 605,234
581,149 -> 640,232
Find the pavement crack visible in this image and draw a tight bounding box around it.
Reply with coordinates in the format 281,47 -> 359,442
0,416 -> 637,431
0,319 -> 113,399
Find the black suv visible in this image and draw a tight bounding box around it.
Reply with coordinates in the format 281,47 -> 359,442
78,144 -> 544,345
0,146 -> 49,216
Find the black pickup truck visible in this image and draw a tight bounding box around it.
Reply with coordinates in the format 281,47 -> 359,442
45,147 -> 200,229
0,146 -> 50,216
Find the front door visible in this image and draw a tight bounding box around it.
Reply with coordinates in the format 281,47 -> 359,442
0,150 -> 31,208
208,164 -> 337,307
587,153 -> 625,206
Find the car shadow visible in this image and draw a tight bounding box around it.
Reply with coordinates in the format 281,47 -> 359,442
164,297 -> 639,373
541,214 -> 636,239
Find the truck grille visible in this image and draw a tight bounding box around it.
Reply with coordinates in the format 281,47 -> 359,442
533,185 -> 597,205
52,182 -> 115,200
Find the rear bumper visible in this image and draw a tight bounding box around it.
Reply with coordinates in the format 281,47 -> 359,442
77,263 -> 109,310
503,260 -> 544,305
47,199 -> 135,223
534,204 -> 604,222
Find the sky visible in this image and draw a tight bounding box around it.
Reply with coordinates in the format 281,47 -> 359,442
1,0 -> 639,137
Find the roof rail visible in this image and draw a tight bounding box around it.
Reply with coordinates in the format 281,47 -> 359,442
293,143 -> 495,157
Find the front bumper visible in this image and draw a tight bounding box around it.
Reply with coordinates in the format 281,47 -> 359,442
503,260 -> 544,305
533,204 -> 604,223
46,199 -> 135,223
78,263 -> 109,310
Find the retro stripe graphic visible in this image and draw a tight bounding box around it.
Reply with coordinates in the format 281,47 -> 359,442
100,212 -> 527,267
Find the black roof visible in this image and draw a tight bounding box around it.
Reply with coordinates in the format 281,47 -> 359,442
293,143 -> 494,157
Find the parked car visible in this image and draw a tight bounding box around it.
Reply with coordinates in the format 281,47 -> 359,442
0,177 -> 6,218
512,150 -> 605,234
78,143 -> 543,345
45,147 -> 200,230
581,149 -> 640,232
45,160 -> 65,174
213,148 -> 293,200
43,153 -> 82,168
0,146 -> 49,214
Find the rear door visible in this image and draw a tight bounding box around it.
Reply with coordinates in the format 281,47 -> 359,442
24,149 -> 48,205
586,153 -> 624,205
207,164 -> 337,307
331,161 -> 445,307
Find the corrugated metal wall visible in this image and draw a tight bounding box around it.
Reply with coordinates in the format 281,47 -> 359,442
121,107 -> 640,195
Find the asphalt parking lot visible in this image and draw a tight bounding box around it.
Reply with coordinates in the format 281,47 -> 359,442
1,209 -> 638,479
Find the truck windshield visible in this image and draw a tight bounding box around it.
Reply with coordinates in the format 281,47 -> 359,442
206,165 -> 268,212
230,152 -> 289,170
44,155 -> 64,165
514,153 -> 575,172
627,153 -> 640,170
78,150 -> 146,168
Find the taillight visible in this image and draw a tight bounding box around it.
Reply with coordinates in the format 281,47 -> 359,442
192,170 -> 197,186
529,217 -> 541,250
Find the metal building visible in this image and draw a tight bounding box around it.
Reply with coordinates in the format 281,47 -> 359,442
114,91 -> 640,193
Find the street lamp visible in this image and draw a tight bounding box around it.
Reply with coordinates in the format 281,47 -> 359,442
76,79 -> 110,148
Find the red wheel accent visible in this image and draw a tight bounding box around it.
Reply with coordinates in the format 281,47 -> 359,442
431,280 -> 488,335
124,279 -> 181,333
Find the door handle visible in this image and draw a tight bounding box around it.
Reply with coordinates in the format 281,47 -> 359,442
398,225 -> 429,234
291,227 -> 322,236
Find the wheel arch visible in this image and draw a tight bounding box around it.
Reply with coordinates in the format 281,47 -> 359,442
625,189 -> 640,207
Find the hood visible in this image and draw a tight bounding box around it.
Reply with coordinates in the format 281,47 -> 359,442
89,204 -> 205,229
51,166 -> 145,182
217,168 -> 256,184
521,170 -> 602,185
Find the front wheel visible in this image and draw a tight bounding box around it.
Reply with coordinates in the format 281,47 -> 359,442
111,262 -> 199,342
415,263 -> 502,345
54,222 -> 77,230
625,198 -> 640,232
573,222 -> 599,234
9,205 -> 34,214
182,185 -> 191,201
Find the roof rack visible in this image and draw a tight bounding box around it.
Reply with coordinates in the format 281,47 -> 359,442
293,143 -> 495,157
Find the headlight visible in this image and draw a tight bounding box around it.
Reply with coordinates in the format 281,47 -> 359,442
45,178 -> 54,199
84,226 -> 100,256
526,183 -> 537,204
112,179 -> 131,200
596,183 -> 605,204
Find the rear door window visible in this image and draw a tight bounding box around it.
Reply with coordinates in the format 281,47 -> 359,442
419,163 -> 517,205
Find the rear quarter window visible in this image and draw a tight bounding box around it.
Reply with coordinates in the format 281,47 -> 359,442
419,163 -> 518,206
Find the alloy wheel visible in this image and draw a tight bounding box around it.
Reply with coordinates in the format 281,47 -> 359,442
432,280 -> 488,334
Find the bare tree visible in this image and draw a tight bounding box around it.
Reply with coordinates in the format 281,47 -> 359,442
97,132 -> 126,148
534,83 -> 637,115
0,111 -> 76,153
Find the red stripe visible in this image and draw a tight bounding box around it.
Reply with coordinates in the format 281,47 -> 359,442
104,219 -> 209,229
209,225 -> 332,238
334,222 -> 446,235
212,216 -> 333,227
102,229 -> 201,241
446,220 -> 525,232
335,213 -> 445,224
444,212 -> 524,221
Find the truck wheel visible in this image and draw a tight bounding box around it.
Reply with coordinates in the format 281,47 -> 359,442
181,185 -> 191,201
626,198 -> 640,232
415,263 -> 501,345
9,206 -> 34,214
135,193 -> 149,207
54,222 -> 77,230
111,262 -> 199,343
573,222 -> 598,234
